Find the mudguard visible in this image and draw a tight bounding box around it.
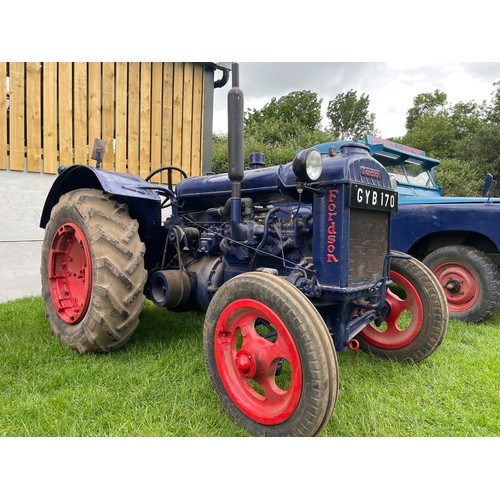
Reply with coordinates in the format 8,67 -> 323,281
39,164 -> 164,270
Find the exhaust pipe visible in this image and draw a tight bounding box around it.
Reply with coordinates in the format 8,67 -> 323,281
227,62 -> 244,240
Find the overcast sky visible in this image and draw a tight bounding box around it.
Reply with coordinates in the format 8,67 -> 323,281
212,62 -> 500,139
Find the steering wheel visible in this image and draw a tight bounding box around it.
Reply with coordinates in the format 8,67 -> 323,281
145,166 -> 188,208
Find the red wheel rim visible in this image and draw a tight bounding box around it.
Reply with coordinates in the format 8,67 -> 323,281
214,298 -> 303,425
48,222 -> 92,324
431,262 -> 479,312
360,270 -> 424,349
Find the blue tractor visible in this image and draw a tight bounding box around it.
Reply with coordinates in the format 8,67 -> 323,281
39,65 -> 448,436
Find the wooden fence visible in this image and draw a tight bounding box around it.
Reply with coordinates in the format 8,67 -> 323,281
0,62 -> 205,180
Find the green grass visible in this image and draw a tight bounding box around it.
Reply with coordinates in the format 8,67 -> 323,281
0,296 -> 498,437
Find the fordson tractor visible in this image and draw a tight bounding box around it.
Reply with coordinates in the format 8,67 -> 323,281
39,64 -> 448,437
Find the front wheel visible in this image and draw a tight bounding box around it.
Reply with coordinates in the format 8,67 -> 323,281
41,189 -> 147,353
358,252 -> 448,363
203,272 -> 338,437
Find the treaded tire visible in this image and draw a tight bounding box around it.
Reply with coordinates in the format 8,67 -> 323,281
41,189 -> 147,353
423,245 -> 500,323
358,252 -> 448,363
203,272 -> 338,437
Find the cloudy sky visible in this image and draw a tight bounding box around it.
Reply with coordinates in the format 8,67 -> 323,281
212,62 -> 500,139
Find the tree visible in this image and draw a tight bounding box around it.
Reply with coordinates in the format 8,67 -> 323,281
449,101 -> 483,139
456,123 -> 500,181
402,88 -> 485,160
401,114 -> 457,159
245,90 -> 323,137
484,80 -> 500,125
405,90 -> 448,132
326,90 -> 375,140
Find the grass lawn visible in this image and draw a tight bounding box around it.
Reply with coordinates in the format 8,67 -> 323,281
0,296 -> 499,437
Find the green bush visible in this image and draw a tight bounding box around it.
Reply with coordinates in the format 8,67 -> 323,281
210,129 -> 334,174
434,158 -> 485,197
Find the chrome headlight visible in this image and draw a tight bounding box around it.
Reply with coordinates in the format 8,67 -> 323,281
292,148 -> 323,182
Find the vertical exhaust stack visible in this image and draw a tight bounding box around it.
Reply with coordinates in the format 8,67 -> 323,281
227,62 -> 245,240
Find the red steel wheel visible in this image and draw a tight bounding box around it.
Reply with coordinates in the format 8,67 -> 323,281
360,270 -> 424,349
48,222 -> 92,324
204,272 -> 338,437
358,252 -> 448,363
41,189 -> 147,353
423,245 -> 500,323
432,261 -> 478,313
214,298 -> 302,425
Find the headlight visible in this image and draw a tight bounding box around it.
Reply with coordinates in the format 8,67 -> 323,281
292,148 -> 323,182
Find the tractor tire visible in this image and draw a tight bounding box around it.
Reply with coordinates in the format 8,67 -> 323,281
203,272 -> 338,437
422,245 -> 500,323
41,189 -> 147,354
358,252 -> 448,363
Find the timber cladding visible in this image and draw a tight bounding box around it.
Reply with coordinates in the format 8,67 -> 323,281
0,62 -> 205,180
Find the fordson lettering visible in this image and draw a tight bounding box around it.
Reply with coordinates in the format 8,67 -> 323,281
350,183 -> 398,212
327,189 -> 339,263
360,166 -> 381,179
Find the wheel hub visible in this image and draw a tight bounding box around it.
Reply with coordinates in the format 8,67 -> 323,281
235,350 -> 257,378
445,278 -> 462,294
48,222 -> 92,324
433,263 -> 478,311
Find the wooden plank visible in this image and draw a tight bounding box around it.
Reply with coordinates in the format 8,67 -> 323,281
26,62 -> 42,172
9,62 -> 25,171
181,63 -> 194,177
127,62 -> 140,176
58,62 -> 73,166
171,62 -> 184,182
139,62 -> 151,178
88,62 -> 101,165
102,62 -> 115,169
0,63 -> 8,170
150,62 -> 162,175
73,62 -> 87,165
43,62 -> 58,173
191,63 -> 204,177
115,62 -> 128,173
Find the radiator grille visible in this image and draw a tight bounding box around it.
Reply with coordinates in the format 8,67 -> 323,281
349,208 -> 389,286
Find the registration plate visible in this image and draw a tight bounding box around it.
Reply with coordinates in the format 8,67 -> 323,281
349,183 -> 398,212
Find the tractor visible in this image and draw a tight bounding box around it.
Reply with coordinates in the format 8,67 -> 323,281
39,64 -> 448,436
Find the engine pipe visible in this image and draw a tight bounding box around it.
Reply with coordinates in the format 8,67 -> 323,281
227,62 -> 245,241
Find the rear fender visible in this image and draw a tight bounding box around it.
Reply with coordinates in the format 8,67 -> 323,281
40,165 -> 165,270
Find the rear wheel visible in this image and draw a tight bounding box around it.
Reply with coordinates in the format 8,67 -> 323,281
359,252 -> 448,363
423,245 -> 500,323
203,272 -> 338,437
41,189 -> 147,353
